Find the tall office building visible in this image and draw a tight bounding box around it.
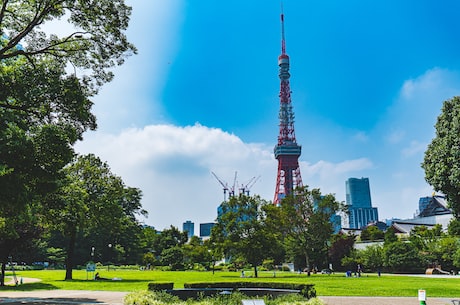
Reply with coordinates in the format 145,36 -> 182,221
345,177 -> 379,229
200,222 -> 215,238
182,220 -> 194,240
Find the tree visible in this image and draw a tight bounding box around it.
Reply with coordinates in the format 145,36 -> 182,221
384,227 -> 398,245
211,194 -> 280,278
0,0 -> 136,272
360,226 -> 384,241
360,244 -> 384,272
160,246 -> 184,271
422,96 -> 460,220
153,226 -> 188,262
328,233 -> 356,271
182,236 -> 211,270
384,241 -> 423,273
0,205 -> 42,285
47,154 -> 145,280
279,186 -> 341,271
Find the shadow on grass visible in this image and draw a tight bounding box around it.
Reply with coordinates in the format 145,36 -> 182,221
219,274 -> 318,279
0,282 -> 57,291
65,279 -> 150,283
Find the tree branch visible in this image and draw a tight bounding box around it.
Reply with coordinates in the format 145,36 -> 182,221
0,0 -> 10,28
0,0 -> 65,58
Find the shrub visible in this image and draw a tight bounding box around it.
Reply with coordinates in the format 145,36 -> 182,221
125,291 -> 182,305
268,294 -> 325,305
183,282 -> 316,299
148,282 -> 174,291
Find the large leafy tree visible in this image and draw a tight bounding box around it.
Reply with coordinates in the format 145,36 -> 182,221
47,154 -> 146,280
279,186 -> 341,271
422,96 -> 460,223
0,0 -> 136,277
211,195 -> 281,277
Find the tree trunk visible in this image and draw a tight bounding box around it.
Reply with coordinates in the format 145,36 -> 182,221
305,252 -> 310,271
0,262 -> 5,286
65,227 -> 77,280
253,263 -> 258,278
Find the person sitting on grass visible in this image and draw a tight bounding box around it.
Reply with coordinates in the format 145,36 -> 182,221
95,272 -> 108,280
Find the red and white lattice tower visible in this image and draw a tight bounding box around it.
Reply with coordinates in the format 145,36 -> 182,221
273,10 -> 303,205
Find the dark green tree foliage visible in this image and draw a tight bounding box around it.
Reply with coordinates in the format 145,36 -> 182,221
0,204 -> 42,285
153,226 -> 188,260
0,0 -> 136,280
328,233 -> 355,271
47,154 -> 146,280
279,187 -> 341,270
211,194 -> 281,277
360,226 -> 384,241
183,236 -> 212,270
384,226 -> 398,245
384,241 -> 423,273
160,246 -> 184,271
422,96 -> 460,221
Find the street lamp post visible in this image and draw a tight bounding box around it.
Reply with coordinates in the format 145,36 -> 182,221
108,244 -> 112,271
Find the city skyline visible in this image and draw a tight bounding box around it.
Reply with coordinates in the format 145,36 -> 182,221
73,1 -> 460,230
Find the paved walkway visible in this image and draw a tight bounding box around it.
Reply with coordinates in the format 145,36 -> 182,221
320,296 -> 453,305
0,290 -> 127,305
0,290 -> 455,305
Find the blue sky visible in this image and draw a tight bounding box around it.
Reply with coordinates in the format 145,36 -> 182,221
72,0 -> 460,232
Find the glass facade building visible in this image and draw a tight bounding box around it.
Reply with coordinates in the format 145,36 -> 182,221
346,177 -> 379,229
182,220 -> 194,240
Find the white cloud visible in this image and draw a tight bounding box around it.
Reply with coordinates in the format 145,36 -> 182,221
76,124 -> 276,230
75,123 -> 379,230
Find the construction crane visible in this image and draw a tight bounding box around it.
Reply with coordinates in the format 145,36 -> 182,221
240,175 -> 261,196
211,171 -> 229,202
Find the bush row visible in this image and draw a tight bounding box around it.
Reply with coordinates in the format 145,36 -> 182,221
148,282 -> 316,299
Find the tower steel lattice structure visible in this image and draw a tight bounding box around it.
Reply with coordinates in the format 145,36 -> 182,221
273,11 -> 303,205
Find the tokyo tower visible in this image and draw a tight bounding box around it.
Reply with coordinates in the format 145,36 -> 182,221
273,10 -> 303,205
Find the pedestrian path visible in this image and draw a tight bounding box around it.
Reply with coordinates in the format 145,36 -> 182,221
0,290 -> 455,305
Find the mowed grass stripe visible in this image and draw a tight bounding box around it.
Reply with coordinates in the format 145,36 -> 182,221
2,270 -> 459,297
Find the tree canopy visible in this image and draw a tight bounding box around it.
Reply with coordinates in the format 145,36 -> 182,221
422,96 -> 460,221
278,186 -> 342,271
0,0 -> 137,277
210,194 -> 282,277
48,154 -> 146,280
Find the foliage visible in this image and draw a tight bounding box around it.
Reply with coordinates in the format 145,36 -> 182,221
422,96 -> 460,218
184,282 -> 316,299
0,0 -> 136,284
160,247 -> 184,271
46,154 -> 146,279
0,0 -> 137,86
278,187 -> 341,270
328,233 -> 355,271
358,245 -> 384,272
448,219 -> 460,236
124,290 -> 179,305
383,227 -> 398,245
210,195 -> 282,277
183,236 -> 212,270
384,241 -> 424,273
360,226 -> 384,241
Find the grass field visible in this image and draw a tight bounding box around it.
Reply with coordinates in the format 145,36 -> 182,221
2,269 -> 460,298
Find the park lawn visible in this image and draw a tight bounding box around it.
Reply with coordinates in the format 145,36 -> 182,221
2,269 -> 460,298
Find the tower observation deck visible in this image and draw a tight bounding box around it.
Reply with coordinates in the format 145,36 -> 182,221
273,11 -> 303,205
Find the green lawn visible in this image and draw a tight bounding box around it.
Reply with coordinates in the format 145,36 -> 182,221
2,269 -> 460,298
